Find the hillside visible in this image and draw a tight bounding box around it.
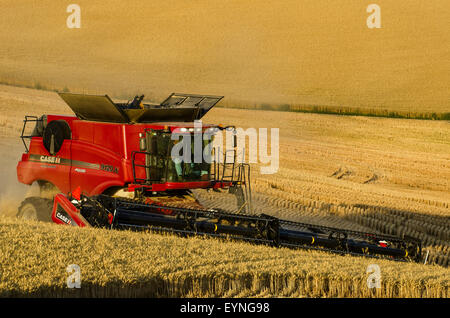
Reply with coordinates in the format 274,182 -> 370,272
0,0 -> 449,111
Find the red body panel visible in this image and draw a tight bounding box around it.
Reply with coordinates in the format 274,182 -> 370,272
17,136 -> 72,193
17,115 -> 218,195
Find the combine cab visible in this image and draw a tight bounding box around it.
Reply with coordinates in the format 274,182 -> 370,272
16,92 -> 422,262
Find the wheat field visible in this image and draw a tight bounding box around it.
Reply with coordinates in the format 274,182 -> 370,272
0,217 -> 448,298
0,0 -> 449,298
0,84 -> 449,297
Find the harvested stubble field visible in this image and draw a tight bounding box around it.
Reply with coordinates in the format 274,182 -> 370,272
0,217 -> 448,298
0,84 -> 449,297
197,108 -> 450,267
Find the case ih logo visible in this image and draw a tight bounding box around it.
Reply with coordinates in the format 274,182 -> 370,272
56,211 -> 72,225
40,156 -> 61,164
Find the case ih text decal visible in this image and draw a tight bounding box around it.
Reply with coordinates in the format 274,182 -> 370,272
28,154 -> 119,174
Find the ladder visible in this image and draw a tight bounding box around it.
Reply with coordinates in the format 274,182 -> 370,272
211,147 -> 253,214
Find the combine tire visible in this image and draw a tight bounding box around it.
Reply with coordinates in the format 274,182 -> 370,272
17,197 -> 53,222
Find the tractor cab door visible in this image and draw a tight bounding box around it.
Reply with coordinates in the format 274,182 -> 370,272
144,130 -> 171,182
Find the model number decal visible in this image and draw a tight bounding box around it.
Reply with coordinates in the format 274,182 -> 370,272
101,164 -> 119,174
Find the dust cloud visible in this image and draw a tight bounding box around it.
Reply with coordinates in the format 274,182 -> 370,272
0,138 -> 35,218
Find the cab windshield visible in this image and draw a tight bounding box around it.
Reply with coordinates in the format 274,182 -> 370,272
167,137 -> 212,182
146,131 -> 213,183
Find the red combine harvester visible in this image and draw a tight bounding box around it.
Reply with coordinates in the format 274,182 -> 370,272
16,92 -> 421,262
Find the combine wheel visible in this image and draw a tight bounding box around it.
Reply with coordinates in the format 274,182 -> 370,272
17,197 -> 53,222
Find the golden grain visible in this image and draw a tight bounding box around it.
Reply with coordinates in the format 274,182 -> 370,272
0,217 -> 448,298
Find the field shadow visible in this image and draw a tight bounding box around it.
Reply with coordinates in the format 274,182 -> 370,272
342,203 -> 449,267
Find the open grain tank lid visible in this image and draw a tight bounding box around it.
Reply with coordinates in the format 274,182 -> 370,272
58,92 -> 223,123
58,93 -> 129,123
